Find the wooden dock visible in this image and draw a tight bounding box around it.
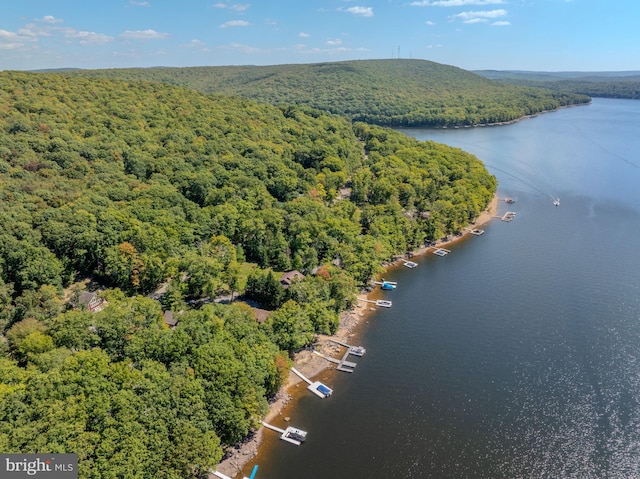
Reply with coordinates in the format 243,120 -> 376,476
212,471 -> 233,479
328,339 -> 366,357
401,259 -> 418,268
432,247 -> 451,257
501,211 -> 517,222
358,298 -> 392,308
262,421 -> 307,446
290,367 -> 333,398
313,350 -> 358,373
212,466 -> 259,479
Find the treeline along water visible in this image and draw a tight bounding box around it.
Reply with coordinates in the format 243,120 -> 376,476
250,99 -> 640,478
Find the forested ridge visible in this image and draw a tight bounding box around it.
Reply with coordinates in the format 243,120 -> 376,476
0,71 -> 495,478
69,59 -> 591,127
476,70 -> 640,100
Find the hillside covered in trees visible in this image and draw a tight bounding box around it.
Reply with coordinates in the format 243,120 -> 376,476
0,71 -> 496,478
69,59 -> 591,127
475,70 -> 640,100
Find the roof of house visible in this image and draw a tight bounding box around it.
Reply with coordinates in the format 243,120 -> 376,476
280,270 -> 304,287
78,291 -> 100,306
163,311 -> 178,327
253,308 -> 271,324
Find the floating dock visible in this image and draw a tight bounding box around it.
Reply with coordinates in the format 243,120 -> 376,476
470,229 -> 484,236
401,259 -> 418,269
328,338 -> 366,357
501,211 -> 517,222
212,471 -> 233,479
432,247 -> 451,257
358,298 -> 392,308
262,421 -> 307,446
290,367 -> 333,398
313,350 -> 358,373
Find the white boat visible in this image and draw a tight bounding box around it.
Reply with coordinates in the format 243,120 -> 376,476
348,346 -> 366,356
375,299 -> 392,308
283,427 -> 307,444
553,198 -> 560,206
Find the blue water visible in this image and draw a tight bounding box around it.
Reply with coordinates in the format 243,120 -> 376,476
250,99 -> 640,479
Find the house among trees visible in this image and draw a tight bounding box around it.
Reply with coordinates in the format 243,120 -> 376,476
163,311 -> 178,329
253,308 -> 271,324
78,291 -> 105,312
280,270 -> 304,289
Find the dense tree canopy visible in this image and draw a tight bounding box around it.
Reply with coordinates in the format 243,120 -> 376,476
69,59 -> 591,127
475,70 -> 640,100
0,70 -> 496,478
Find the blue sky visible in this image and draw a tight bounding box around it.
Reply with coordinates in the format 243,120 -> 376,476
1,1 -> 638,72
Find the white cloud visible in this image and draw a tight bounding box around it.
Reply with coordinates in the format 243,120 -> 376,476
230,4 -> 250,11
411,0 -> 504,6
425,20 -> 436,25
219,20 -> 250,28
63,29 -> 114,45
0,28 -> 39,50
18,24 -> 51,38
450,9 -> 507,23
214,3 -> 250,11
492,20 -> 510,26
120,29 -> 170,39
342,6 -> 374,17
182,39 -> 209,51
37,15 -> 64,24
326,38 -> 343,46
128,1 -> 151,6
299,32 -> 310,38
219,42 -> 263,54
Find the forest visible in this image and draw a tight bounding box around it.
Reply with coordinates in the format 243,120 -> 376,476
476,70 -> 640,100
0,71 -> 496,478
69,59 -> 591,127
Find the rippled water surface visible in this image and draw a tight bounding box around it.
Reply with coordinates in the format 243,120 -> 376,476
249,99 -> 640,479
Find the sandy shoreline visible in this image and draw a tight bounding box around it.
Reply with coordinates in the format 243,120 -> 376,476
213,193 -> 500,478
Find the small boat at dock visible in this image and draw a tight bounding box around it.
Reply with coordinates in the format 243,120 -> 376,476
374,279 -> 397,290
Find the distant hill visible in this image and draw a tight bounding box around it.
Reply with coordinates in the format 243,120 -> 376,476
68,59 -> 590,127
474,70 -> 640,100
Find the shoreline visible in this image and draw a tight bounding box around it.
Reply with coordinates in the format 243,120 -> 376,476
213,192 -> 500,479
426,102 -> 590,130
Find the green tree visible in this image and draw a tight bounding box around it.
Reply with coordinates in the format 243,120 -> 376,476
262,300 -> 315,352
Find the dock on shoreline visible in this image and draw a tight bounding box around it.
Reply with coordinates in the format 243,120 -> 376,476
261,421 -> 307,446
290,367 -> 333,398
313,338 -> 367,373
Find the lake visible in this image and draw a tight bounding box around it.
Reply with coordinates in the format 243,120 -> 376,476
248,98 -> 640,479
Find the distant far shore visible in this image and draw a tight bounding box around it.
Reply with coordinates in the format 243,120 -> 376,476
426,102 -> 590,130
213,192 -> 499,479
